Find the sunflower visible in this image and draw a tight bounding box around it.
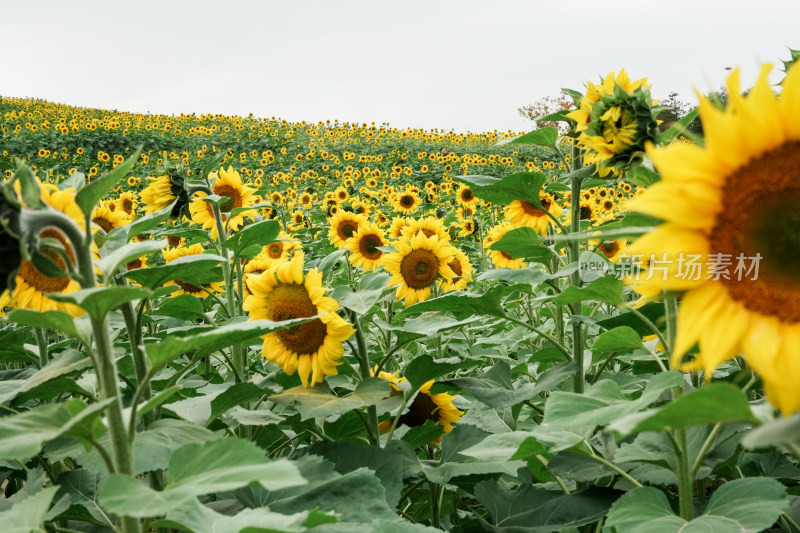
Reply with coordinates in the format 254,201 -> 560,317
376,370 -> 463,441
259,231 -> 302,263
438,249 -> 472,292
243,253 -> 355,387
393,191 -> 421,214
388,217 -> 411,239
504,192 -> 563,235
627,63 -> 800,414
400,216 -> 450,242
162,244 -> 224,297
592,239 -> 628,262
328,211 -> 367,249
458,219 -> 477,237
92,201 -> 131,233
382,232 -> 457,306
140,173 -> 188,216
348,222 -> 388,272
456,183 -> 478,207
118,191 -> 138,215
484,221 -> 527,269
189,167 -> 257,239
0,184 -> 83,316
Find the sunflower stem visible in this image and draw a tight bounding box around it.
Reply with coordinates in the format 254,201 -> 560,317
352,315 -> 380,446
569,144 -> 585,393
34,327 -> 49,368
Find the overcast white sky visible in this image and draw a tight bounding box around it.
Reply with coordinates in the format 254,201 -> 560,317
2,0 -> 798,133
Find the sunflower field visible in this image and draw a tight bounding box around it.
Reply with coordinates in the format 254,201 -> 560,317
1,51 -> 800,533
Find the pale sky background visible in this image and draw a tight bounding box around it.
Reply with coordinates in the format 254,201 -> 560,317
2,0 -> 798,133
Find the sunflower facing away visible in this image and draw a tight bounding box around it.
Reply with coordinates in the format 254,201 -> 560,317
244,254 -> 355,387
382,232 -> 457,306
0,184 -> 83,316
628,62 -> 800,414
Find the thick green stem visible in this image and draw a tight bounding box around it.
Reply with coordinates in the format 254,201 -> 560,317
119,296 -> 153,428
569,168 -> 585,393
34,327 -> 49,367
353,316 -> 379,446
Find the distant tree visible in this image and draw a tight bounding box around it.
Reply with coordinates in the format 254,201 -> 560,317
517,94 -> 573,134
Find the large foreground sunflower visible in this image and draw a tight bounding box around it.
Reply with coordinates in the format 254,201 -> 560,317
243,254 -> 355,387
382,233 -> 457,306
628,62 -> 800,414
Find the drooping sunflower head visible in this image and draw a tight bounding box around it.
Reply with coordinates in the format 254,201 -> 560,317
628,62 -> 800,414
382,232 -> 457,307
348,222 -> 388,272
243,253 -> 355,387
327,211 -> 367,249
140,173 -> 188,216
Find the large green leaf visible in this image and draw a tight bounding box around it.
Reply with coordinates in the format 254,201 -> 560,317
456,172 -> 548,207
604,478 -> 788,533
270,378 -> 391,420
489,227 -> 554,261
552,275 -> 624,305
153,498 -> 333,533
0,349 -> 93,404
476,267 -> 553,286
400,287 -> 505,318
52,470 -> 114,528
503,127 -> 559,148
98,438 -> 305,517
124,253 -> 226,289
0,485 -> 59,533
742,413 -> 800,450
207,382 -> 266,425
609,384 -> 758,436
475,480 -> 619,532
145,317 -> 317,371
47,286 -> 152,322
8,309 -> 90,343
531,372 -> 684,452
223,219 -> 281,258
97,238 -> 168,279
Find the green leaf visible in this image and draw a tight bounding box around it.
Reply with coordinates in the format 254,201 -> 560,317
605,479 -> 788,533
154,498 -> 329,533
97,238 -> 167,279
59,171 -> 86,191
98,438 -> 305,517
444,360 -> 520,408
223,219 -> 281,258
151,293 -> 207,320
52,470 -> 114,528
333,283 -> 388,315
47,286 -> 152,321
136,385 -> 182,419
610,384 -> 758,436
271,378 -> 391,420
13,162 -> 44,209
0,349 -> 93,404
552,275 -> 624,305
400,287 -> 505,318
120,200 -> 176,241
474,480 -> 619,532
502,127 -> 558,148
207,382 -> 266,425
312,440 -> 421,507
477,267 -> 553,286
405,355 -> 469,391
596,302 -> 665,337
531,372 -> 683,452
592,327 -> 645,360
456,172 -> 547,207
0,485 -> 59,533
742,413 -> 800,450
8,309 -> 90,343
661,107 -> 699,144
489,227 -> 554,260
146,318 -> 316,372
75,147 -> 142,216
124,253 -> 226,289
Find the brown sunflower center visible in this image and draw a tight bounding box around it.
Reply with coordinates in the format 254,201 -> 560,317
448,258 -> 463,277
460,189 -> 474,201
358,234 -> 383,260
337,221 -> 359,241
398,392 -> 439,427
176,280 -> 204,294
18,229 -> 75,293
92,215 -> 115,233
400,248 -> 440,289
520,200 -> 546,218
267,284 -> 327,355
709,140 -> 800,323
599,242 -> 619,258
399,195 -> 415,208
122,198 -> 134,214
214,184 -> 243,212
268,242 -> 284,258
167,235 -> 182,247
580,205 -> 594,220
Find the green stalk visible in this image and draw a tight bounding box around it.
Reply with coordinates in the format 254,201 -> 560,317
352,315 -> 379,446
34,327 -> 49,368
569,147 -> 585,392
